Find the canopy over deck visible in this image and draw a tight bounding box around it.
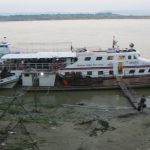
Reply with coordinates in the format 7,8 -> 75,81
1,51 -> 76,60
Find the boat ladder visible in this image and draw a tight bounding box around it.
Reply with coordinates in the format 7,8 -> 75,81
116,77 -> 138,110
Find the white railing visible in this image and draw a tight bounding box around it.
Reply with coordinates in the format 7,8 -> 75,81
0,62 -> 72,72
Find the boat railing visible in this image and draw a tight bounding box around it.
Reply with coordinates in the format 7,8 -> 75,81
0,62 -> 73,72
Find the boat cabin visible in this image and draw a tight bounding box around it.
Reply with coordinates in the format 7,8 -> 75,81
59,47 -> 150,78
1,51 -> 77,71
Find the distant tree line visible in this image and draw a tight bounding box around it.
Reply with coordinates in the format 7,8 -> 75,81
0,13 -> 150,21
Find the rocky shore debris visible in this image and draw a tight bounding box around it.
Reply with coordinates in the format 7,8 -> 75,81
76,103 -> 85,106
76,118 -> 115,136
117,112 -> 139,118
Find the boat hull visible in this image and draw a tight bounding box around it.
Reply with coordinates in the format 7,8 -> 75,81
0,80 -> 18,88
22,75 -> 150,91
0,76 -> 19,89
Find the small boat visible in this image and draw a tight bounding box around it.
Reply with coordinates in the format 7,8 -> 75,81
0,68 -> 19,88
0,37 -> 10,59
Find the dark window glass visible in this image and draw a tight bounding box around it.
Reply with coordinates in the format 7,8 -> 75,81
76,72 -> 82,75
65,72 -> 70,76
128,55 -> 132,59
96,57 -> 102,60
75,72 -> 82,78
98,71 -> 103,75
148,69 -> 150,72
139,69 -> 145,73
24,74 -> 30,77
87,71 -> 92,75
84,57 -> 91,61
0,45 -> 8,48
129,70 -> 135,74
109,70 -> 113,75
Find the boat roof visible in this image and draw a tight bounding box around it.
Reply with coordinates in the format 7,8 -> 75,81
1,51 -> 76,59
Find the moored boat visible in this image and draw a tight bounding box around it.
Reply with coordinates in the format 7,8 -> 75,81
0,68 -> 19,88
56,41 -> 150,89
1,38 -> 150,90
0,37 -> 10,59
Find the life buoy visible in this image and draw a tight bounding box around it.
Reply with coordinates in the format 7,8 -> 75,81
63,79 -> 69,86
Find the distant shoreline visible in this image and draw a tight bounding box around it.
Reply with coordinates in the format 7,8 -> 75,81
0,13 -> 150,21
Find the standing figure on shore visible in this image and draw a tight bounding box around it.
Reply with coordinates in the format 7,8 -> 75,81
138,95 -> 147,112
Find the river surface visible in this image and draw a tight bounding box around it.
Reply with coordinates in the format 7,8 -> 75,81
0,19 -> 150,108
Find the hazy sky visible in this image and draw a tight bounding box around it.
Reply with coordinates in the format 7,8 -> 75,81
0,0 -> 150,14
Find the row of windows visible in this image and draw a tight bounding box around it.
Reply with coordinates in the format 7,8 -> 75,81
85,57 -> 102,61
65,70 -> 112,76
84,55 -> 137,61
129,69 -> 150,74
87,70 -> 114,76
65,69 -> 150,76
0,45 -> 8,48
93,69 -> 149,75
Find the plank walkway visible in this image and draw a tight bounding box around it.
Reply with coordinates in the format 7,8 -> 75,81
116,77 -> 137,110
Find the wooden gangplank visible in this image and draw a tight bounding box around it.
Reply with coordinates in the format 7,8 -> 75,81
116,77 -> 137,110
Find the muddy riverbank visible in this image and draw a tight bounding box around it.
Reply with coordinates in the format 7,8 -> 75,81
0,95 -> 150,150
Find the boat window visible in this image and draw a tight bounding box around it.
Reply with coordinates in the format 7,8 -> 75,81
118,56 -> 125,60
87,71 -> 92,75
0,45 -> 8,48
129,70 -> 135,74
98,71 -> 103,75
128,55 -> 132,59
109,70 -> 113,75
75,72 -> 82,77
84,57 -> 91,61
107,56 -> 114,60
65,72 -> 70,76
74,58 -> 78,62
76,72 -> 82,75
98,71 -> 104,75
24,74 -> 30,77
139,69 -> 145,73
96,57 -> 102,60
148,69 -> 150,73
134,55 -> 137,59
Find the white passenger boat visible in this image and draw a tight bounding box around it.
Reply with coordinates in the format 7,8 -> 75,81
55,41 -> 150,88
59,43 -> 142,78
1,38 -> 150,90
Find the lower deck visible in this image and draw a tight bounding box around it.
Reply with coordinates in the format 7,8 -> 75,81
22,75 -> 150,91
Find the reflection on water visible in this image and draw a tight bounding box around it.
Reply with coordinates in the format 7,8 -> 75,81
0,88 -> 150,108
